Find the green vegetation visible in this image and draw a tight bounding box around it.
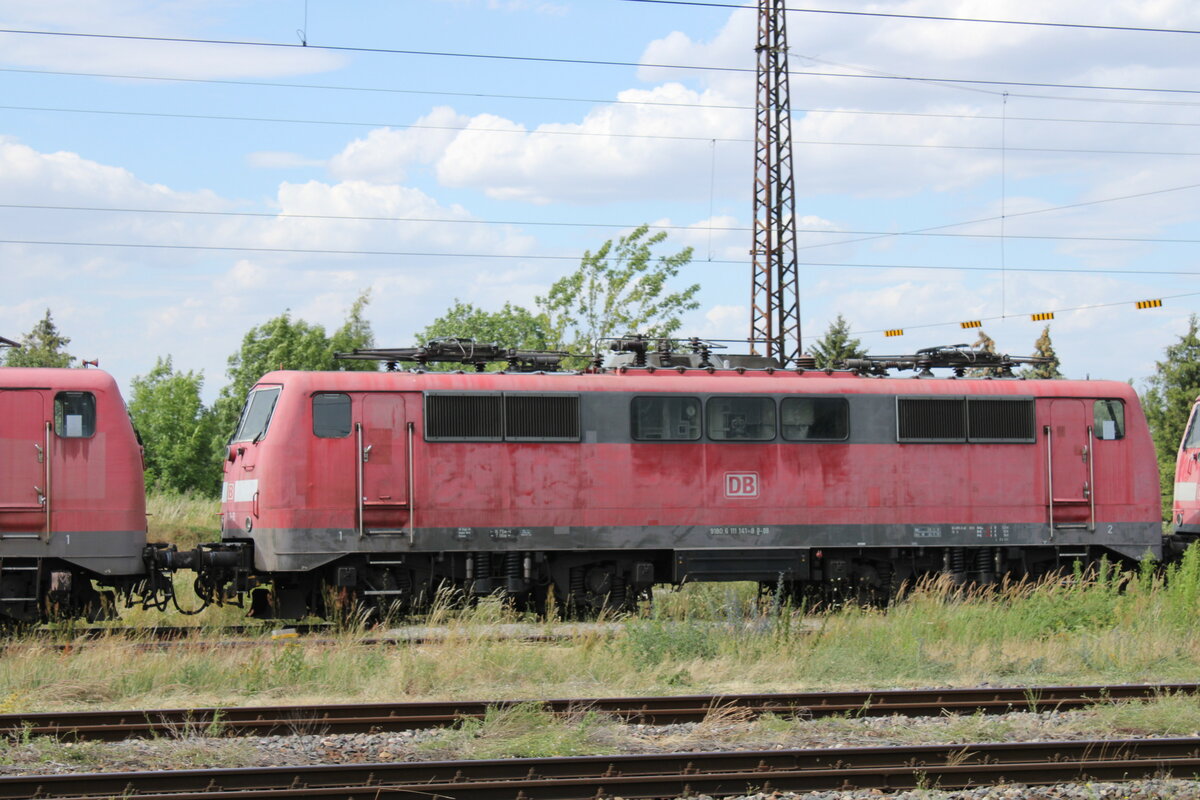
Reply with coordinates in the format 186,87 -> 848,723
808,313 -> 866,369
145,491 -> 219,550
1022,325 -> 1064,379
415,225 -> 699,365
3,549 -> 1200,713
2,309 -> 74,368
418,703 -> 617,759
537,224 -> 698,354
129,360 -> 221,494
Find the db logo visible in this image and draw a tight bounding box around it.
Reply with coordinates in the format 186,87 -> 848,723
725,472 -> 759,498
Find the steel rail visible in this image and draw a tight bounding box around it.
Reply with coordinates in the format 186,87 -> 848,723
2,682 -> 1196,742
3,737 -> 1200,799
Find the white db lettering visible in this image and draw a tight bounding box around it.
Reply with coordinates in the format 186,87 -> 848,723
725,472 -> 759,498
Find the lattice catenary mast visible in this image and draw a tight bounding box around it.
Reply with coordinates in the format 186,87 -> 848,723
750,0 -> 801,364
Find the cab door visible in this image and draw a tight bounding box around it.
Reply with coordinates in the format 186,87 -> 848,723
1045,399 -> 1093,529
0,390 -> 48,533
356,393 -> 414,534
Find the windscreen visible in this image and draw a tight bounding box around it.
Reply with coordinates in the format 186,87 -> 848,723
1185,406 -> 1200,449
231,387 -> 282,443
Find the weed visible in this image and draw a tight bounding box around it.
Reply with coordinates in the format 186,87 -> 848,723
418,703 -> 617,760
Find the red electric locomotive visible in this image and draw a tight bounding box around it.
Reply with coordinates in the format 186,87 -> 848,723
205,341 -> 1163,619
0,359 -> 153,621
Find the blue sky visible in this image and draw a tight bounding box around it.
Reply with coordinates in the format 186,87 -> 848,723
2,0 -> 1200,400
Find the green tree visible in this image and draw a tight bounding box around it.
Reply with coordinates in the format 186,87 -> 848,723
1021,325 -> 1064,379
1142,314 -> 1200,521
210,292 -> 378,456
3,309 -> 74,367
808,313 -> 866,368
129,357 -> 221,495
414,300 -> 550,351
412,299 -> 552,371
536,225 -> 699,354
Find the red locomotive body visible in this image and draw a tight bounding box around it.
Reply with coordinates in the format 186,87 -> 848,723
0,367 -> 148,620
1172,398 -> 1200,538
218,365 -> 1162,618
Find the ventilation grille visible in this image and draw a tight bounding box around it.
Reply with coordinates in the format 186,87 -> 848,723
897,398 -> 966,441
425,394 -> 502,440
968,398 -> 1035,441
506,395 -> 580,441
425,393 -> 579,441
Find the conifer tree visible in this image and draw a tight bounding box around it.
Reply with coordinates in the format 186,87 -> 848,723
1021,325 -> 1064,379
3,309 -> 74,368
808,313 -> 866,369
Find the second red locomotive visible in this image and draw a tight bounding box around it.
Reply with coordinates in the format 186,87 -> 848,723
0,360 -> 157,621
202,342 -> 1163,619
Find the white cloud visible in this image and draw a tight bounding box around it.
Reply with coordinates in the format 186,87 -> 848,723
329,107 -> 472,184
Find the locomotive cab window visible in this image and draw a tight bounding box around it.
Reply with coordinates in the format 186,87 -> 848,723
707,396 -> 776,441
54,392 -> 95,438
232,386 -> 282,443
1185,406 -> 1200,449
312,393 -> 351,438
1094,399 -> 1125,440
781,397 -> 848,441
631,396 -> 701,441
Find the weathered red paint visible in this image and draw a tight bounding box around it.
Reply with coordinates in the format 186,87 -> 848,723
222,370 -> 1158,538
1173,400 -> 1200,533
0,368 -> 146,561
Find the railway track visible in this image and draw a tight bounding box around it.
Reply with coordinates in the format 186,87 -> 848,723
4,736 -> 1200,799
3,682 -> 1195,742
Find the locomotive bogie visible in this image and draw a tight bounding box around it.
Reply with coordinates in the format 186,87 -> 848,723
0,367 -> 150,622
213,369 -> 1163,619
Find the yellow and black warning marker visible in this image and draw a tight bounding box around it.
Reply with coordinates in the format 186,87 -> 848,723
1031,312 -> 1054,322
960,320 -> 982,329
1136,299 -> 1163,310
884,329 -> 904,337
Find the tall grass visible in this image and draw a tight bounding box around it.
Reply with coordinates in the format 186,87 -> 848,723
145,491 -> 219,549
9,548 -> 1200,713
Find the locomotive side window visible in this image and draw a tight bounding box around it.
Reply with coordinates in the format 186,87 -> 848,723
631,396 -> 701,441
707,396 -> 776,441
425,393 -> 503,441
506,394 -> 580,441
1094,399 -> 1125,440
780,397 -> 848,441
967,398 -> 1035,443
312,393 -> 351,438
54,392 -> 95,438
232,387 -> 281,443
897,397 -> 965,442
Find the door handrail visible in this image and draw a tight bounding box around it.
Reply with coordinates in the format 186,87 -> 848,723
1087,424 -> 1096,532
355,421 -> 365,538
43,421 -> 51,542
1045,424 -> 1054,537
407,421 -> 415,543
